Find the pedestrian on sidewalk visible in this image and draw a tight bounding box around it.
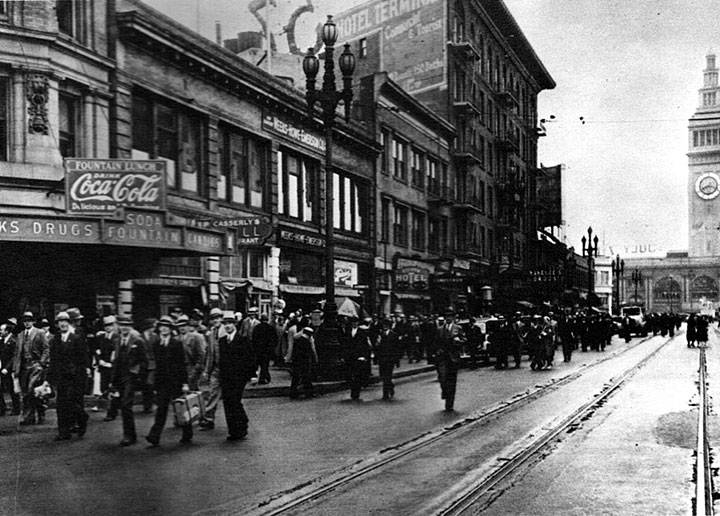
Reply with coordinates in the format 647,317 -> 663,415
139,319 -> 158,414
0,323 -> 20,416
13,311 -> 49,425
177,315 -> 205,391
199,308 -> 224,430
145,316 -> 192,447
109,316 -> 147,446
342,317 -> 372,401
99,316 -> 120,420
252,313 -> 276,385
286,324 -> 317,399
435,309 -> 463,412
47,311 -> 89,441
219,311 -> 257,441
375,318 -> 400,400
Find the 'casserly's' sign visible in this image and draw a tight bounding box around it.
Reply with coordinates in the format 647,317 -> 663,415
64,158 -> 166,215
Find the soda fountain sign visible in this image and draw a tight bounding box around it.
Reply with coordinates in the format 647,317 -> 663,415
65,159 -> 166,215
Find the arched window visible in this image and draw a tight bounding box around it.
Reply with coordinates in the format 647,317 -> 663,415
691,275 -> 719,300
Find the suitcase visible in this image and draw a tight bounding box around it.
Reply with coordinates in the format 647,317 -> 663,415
172,391 -> 205,426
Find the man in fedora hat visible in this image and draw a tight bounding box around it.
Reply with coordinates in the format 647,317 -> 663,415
218,311 -> 257,440
199,307 -> 224,430
108,316 -> 147,446
435,308 -> 464,412
12,311 -> 49,425
177,315 -> 205,391
139,318 -> 158,414
96,315 -> 119,408
287,324 -> 317,399
47,311 -> 89,440
146,316 -> 192,447
0,323 -> 20,416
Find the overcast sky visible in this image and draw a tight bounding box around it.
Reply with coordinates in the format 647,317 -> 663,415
144,0 -> 715,257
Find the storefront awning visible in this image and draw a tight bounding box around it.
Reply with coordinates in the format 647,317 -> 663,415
221,278 -> 273,292
336,286 -> 360,298
279,284 -> 325,295
394,292 -> 431,300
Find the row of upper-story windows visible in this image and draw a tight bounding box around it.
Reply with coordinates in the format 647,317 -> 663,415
703,92 -> 717,107
380,128 -> 450,193
692,128 -> 720,147
380,196 -> 449,254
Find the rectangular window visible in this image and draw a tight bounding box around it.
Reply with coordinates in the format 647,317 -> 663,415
381,197 -> 391,242
393,204 -> 408,246
57,0 -> 85,42
428,218 -> 440,252
277,149 -> 318,223
411,149 -> 425,188
411,210 -> 425,250
392,137 -> 407,181
0,77 -> 8,161
359,38 -> 367,58
332,171 -> 367,234
427,158 -> 438,193
488,187 -> 494,217
132,92 -> 205,194
0,2 -> 7,16
59,93 -> 79,158
380,129 -> 390,175
440,218 -> 448,253
218,127 -> 266,207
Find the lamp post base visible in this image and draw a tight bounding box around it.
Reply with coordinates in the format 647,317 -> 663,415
316,302 -> 345,380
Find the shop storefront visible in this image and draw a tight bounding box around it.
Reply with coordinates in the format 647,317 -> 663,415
393,257 -> 434,315
278,227 -> 326,312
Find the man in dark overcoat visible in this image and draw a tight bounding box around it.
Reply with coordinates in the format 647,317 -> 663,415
342,317 -> 372,401
146,316 -> 191,447
435,309 -> 463,411
0,322 -> 20,416
109,316 -> 147,446
375,318 -> 400,400
46,311 -> 89,440
218,311 -> 257,441
252,313 -> 276,385
199,308 -> 224,430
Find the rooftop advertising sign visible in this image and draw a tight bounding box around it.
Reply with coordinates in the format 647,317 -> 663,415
334,0 -> 445,94
65,159 -> 166,215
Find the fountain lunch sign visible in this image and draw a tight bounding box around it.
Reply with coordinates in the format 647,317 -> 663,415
64,158 -> 166,215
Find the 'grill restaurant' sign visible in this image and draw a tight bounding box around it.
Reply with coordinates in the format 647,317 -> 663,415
65,158 -> 166,215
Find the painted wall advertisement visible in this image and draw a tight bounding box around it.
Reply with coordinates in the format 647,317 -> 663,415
65,158 -> 166,215
334,0 -> 445,94
334,259 -> 358,287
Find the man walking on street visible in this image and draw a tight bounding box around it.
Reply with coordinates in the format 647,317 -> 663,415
375,318 -> 400,400
47,311 -> 89,441
286,325 -> 317,399
219,311 -> 257,441
435,309 -> 463,412
13,311 -> 49,425
252,313 -> 275,384
177,315 -> 205,391
199,308 -> 224,430
342,317 -> 372,401
109,316 -> 147,446
0,323 -> 20,416
139,319 -> 158,414
146,316 -> 192,447
98,316 -> 119,418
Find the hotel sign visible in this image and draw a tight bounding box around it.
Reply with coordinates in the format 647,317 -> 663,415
262,113 -> 326,153
65,158 -> 166,215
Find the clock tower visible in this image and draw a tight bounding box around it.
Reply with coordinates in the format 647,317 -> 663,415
689,53 -> 720,257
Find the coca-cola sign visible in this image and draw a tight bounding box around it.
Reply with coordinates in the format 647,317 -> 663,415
65,159 -> 166,215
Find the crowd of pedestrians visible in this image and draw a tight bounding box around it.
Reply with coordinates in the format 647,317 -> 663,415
0,303 -> 707,445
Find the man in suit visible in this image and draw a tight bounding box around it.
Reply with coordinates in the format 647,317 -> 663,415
97,315 -> 119,412
218,311 -> 256,441
139,318 -> 158,414
342,317 -> 372,401
13,311 -> 49,425
252,313 -> 276,384
177,315 -> 205,391
0,322 -> 20,416
108,316 -> 147,446
199,308 -> 224,430
435,309 -> 464,412
375,318 -> 400,400
146,316 -> 191,447
46,311 -> 89,441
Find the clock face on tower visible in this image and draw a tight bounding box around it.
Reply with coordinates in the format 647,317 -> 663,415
695,172 -> 720,200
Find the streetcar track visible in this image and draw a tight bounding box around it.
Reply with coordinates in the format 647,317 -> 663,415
694,345 -> 713,516
210,334 -> 664,516
434,333 -> 676,516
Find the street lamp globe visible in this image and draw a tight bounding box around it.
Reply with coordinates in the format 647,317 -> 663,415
338,43 -> 356,76
321,15 -> 338,46
302,48 -> 319,78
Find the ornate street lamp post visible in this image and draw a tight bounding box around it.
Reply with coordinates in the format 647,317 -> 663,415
302,15 -> 355,376
611,254 -> 624,315
631,268 -> 643,305
581,226 -> 599,301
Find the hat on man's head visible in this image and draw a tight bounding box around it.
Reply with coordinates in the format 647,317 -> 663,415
117,315 -> 134,326
302,327 -> 314,335
209,307 -> 223,319
157,315 -> 174,327
175,315 -> 190,326
102,315 -> 117,326
40,318 -> 50,328
66,308 -> 83,321
55,311 -> 70,322
247,307 -> 259,314
222,311 -> 236,323
444,307 -> 456,316
437,316 -> 446,323
234,312 -> 243,320
6,317 -> 17,327
139,318 -> 156,332
21,311 -> 34,321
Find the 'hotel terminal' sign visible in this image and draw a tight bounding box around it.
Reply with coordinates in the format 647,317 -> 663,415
65,158 -> 166,215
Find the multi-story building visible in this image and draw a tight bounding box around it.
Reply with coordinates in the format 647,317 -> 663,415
0,0 -> 377,322
356,72 -> 456,314
335,0 -> 555,311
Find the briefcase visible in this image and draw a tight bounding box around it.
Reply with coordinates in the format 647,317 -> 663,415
172,391 -> 205,426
